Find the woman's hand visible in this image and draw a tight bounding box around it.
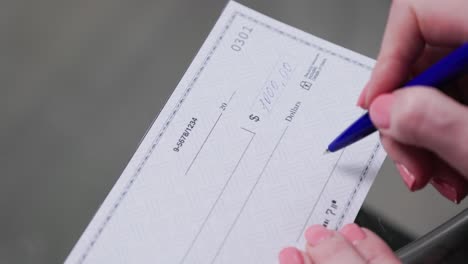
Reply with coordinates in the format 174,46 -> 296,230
358,0 -> 468,203
279,224 -> 400,264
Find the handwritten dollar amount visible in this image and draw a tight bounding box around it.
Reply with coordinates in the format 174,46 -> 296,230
254,58 -> 295,114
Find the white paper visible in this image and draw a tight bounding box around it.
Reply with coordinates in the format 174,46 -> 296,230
66,2 -> 385,263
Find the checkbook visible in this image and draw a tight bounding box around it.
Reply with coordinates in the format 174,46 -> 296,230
67,2 -> 386,263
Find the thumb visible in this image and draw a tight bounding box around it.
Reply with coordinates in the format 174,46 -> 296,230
369,87 -> 468,177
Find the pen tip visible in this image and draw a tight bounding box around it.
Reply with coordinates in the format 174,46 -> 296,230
323,149 -> 331,155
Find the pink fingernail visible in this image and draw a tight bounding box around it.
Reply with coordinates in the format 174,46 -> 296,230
369,94 -> 394,129
279,247 -> 304,264
431,177 -> 466,204
395,163 -> 416,191
340,223 -> 366,242
305,225 -> 333,246
356,86 -> 368,108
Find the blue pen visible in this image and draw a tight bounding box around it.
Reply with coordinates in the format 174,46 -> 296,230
326,43 -> 468,153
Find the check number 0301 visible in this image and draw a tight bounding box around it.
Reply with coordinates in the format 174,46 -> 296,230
230,25 -> 254,52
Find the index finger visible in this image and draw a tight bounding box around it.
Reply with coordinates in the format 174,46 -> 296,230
361,0 -> 468,108
360,0 -> 424,108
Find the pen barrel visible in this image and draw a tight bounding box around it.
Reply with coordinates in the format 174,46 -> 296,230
405,43 -> 468,88
327,113 -> 376,152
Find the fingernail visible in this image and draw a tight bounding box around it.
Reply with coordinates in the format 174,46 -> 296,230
369,94 -> 395,129
279,247 -> 304,264
395,163 -> 416,191
356,86 -> 368,108
340,223 -> 366,243
305,225 -> 333,246
431,177 -> 466,204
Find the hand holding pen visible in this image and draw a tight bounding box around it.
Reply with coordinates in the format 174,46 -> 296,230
279,0 -> 468,264
342,0 -> 468,204
280,1 -> 468,264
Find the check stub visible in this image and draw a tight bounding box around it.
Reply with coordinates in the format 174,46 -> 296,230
67,2 -> 386,263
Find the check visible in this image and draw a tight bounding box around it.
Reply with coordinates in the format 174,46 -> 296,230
67,2 -> 385,263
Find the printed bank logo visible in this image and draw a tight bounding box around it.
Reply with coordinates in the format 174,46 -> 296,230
300,81 -> 312,90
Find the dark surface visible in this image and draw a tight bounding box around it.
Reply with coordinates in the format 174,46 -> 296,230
397,208 -> 468,264
356,208 -> 413,251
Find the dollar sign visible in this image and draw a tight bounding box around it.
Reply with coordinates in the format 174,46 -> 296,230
249,114 -> 260,122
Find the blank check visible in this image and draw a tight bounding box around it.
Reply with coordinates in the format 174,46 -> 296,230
67,2 -> 386,263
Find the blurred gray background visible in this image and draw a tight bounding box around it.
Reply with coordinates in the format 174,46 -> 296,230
3,0 -> 467,263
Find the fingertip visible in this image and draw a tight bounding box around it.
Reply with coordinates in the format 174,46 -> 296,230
340,223 -> 366,243
395,161 -> 431,191
356,85 -> 368,108
304,225 -> 333,247
363,61 -> 404,108
395,163 -> 417,191
369,93 -> 395,129
304,226 -> 365,263
379,136 -> 433,191
352,227 -> 401,263
361,81 -> 374,109
279,247 -> 305,264
431,175 -> 468,204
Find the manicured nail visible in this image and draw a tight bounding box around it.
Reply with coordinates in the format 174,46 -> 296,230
305,225 -> 333,246
356,85 -> 368,108
279,247 -> 304,264
395,163 -> 416,191
369,94 -> 394,129
340,223 -> 366,243
431,177 -> 466,204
